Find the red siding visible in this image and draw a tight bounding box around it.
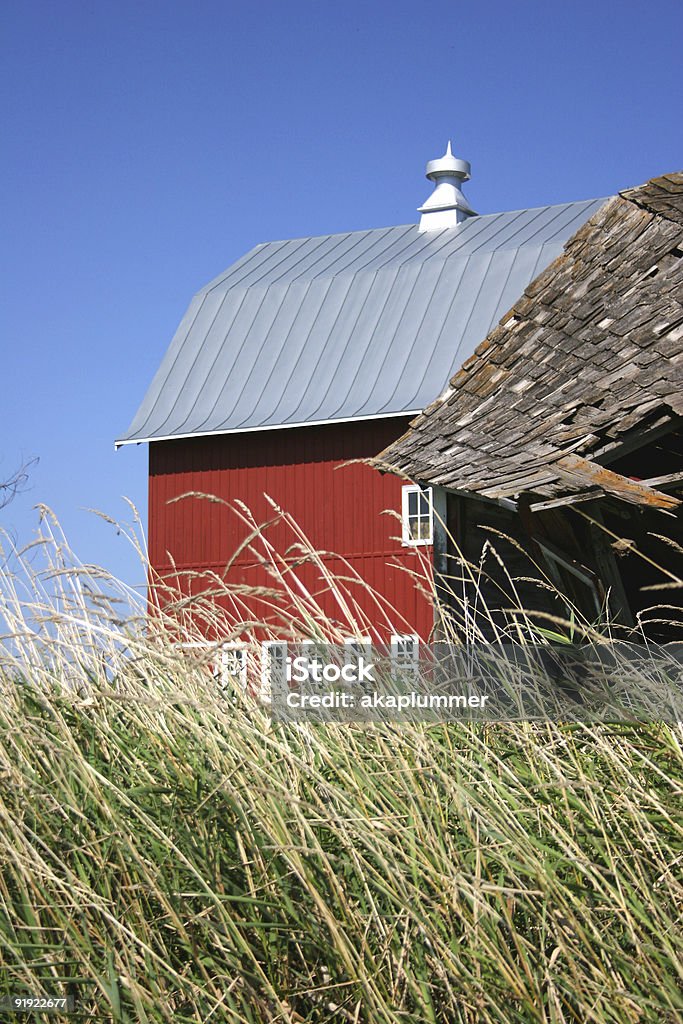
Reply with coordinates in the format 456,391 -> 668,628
148,418 -> 434,638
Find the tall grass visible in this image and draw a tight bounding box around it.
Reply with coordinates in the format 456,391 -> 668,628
0,505 -> 681,1022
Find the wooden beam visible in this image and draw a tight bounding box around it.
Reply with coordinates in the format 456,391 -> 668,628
640,471 -> 683,490
529,489 -> 604,512
587,508 -> 635,627
555,454 -> 681,510
430,486 -> 450,638
595,416 -> 682,466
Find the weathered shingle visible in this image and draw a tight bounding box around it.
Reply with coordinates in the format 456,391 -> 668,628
380,173 -> 683,510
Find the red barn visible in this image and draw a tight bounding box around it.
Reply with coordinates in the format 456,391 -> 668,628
116,145 -> 604,638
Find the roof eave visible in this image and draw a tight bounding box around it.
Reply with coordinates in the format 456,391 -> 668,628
115,408 -> 423,449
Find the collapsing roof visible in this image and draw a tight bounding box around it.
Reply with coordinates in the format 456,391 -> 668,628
381,173 -> 683,512
116,193 -> 605,445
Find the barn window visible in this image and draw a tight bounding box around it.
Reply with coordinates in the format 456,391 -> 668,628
177,641 -> 247,698
261,640 -> 289,702
401,485 -> 433,545
390,633 -> 420,681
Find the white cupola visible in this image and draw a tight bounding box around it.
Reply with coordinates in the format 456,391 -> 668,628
418,141 -> 476,231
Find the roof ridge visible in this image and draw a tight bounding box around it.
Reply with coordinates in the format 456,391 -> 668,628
237,198 -> 607,250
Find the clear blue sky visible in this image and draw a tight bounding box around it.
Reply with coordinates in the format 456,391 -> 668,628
2,0 -> 681,595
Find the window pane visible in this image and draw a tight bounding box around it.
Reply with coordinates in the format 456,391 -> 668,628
402,487 -> 432,543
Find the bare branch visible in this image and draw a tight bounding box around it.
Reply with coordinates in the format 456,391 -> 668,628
0,456 -> 39,509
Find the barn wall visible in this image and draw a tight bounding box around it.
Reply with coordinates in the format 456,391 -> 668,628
148,418 -> 434,638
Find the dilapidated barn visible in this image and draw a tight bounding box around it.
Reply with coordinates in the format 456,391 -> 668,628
381,173 -> 683,638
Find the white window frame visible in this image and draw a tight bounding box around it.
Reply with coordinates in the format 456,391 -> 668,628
177,641 -> 247,692
218,643 -> 248,692
401,484 -> 434,546
390,633 -> 420,680
260,640 -> 289,703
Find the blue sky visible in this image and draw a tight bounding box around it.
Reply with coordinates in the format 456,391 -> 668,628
2,0 -> 681,595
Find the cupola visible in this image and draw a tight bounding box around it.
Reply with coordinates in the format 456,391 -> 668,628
418,141 -> 476,231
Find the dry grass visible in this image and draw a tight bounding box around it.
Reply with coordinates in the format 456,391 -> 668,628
0,504 -> 681,1023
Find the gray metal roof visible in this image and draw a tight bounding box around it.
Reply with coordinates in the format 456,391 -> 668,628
116,198 -> 606,445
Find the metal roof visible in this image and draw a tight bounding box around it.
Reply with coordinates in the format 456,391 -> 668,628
116,198 -> 606,446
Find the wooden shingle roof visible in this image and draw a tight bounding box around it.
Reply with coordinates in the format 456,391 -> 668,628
380,173 -> 683,510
